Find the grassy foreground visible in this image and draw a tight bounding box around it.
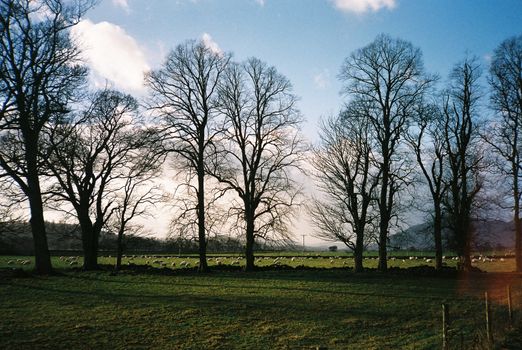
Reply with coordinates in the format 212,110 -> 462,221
1,260 -> 521,349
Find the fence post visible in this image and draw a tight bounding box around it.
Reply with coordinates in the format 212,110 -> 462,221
442,303 -> 449,350
507,285 -> 513,324
485,291 -> 493,346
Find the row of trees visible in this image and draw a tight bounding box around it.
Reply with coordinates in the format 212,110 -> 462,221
310,34 -> 522,272
1,0 -> 521,274
146,44 -> 305,272
0,0 -> 305,273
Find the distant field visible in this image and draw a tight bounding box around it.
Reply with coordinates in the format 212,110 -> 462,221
0,253 -> 517,273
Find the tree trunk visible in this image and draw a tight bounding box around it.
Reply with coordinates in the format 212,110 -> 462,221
515,216 -> 522,272
354,245 -> 364,273
27,190 -> 53,275
244,213 -> 255,271
378,147 -> 390,272
457,220 -> 472,271
78,212 -> 98,270
197,166 -> 209,273
115,227 -> 124,271
354,226 -> 364,272
25,140 -> 53,275
378,180 -> 389,272
433,209 -> 443,270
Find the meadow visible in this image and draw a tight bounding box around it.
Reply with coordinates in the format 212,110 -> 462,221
1,254 -> 521,349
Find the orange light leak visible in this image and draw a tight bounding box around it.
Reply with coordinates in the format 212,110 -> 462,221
456,258 -> 522,306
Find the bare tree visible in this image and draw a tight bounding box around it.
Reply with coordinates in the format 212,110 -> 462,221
207,58 -> 305,271
111,159 -> 163,271
406,102 -> 447,269
309,107 -> 379,272
146,40 -> 230,272
339,34 -> 434,271
487,35 -> 522,272
441,57 -> 483,270
44,89 -> 157,270
0,0 -> 93,274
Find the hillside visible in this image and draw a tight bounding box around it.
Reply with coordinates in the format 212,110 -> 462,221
390,220 -> 515,251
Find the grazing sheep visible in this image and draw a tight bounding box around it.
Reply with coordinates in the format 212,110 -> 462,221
500,258 -> 505,262
425,259 -> 432,263
409,257 -> 415,260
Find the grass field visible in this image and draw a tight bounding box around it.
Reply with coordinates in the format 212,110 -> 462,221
1,255 -> 521,349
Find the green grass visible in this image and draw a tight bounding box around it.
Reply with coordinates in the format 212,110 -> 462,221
1,255 -> 521,349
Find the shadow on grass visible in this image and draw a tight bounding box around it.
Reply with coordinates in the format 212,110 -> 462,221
1,265 -> 484,304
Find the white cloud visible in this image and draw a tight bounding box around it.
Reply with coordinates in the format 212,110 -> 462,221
314,69 -> 331,89
201,32 -> 222,55
71,20 -> 150,93
112,0 -> 130,12
331,0 -> 396,14
255,0 -> 265,6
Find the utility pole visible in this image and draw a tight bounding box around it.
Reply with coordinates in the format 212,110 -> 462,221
302,235 -> 305,252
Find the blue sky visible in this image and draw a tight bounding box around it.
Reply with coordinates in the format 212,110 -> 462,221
78,0 -> 522,141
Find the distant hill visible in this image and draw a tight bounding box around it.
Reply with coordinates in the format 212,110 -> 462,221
390,220 -> 515,251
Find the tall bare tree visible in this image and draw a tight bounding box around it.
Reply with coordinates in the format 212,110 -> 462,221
0,0 -> 92,274
209,58 -> 305,271
406,102 -> 446,270
146,40 -> 230,272
339,34 -> 434,271
441,57 -> 483,270
44,89 -> 157,270
487,35 -> 522,272
309,107 -> 379,272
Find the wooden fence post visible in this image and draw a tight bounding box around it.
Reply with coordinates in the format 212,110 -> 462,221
442,303 -> 449,350
485,291 -> 492,346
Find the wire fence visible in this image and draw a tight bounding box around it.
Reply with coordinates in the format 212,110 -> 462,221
442,283 -> 520,349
